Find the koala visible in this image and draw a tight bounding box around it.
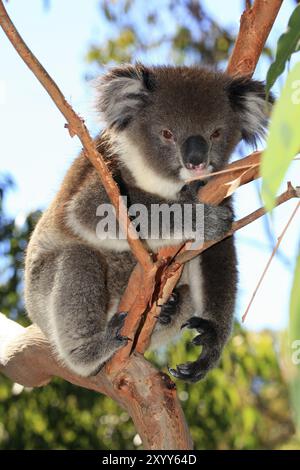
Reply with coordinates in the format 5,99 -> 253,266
24,64 -> 272,382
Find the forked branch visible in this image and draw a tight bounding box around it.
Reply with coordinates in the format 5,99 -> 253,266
0,0 -> 285,450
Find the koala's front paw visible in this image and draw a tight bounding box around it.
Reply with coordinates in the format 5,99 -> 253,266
157,290 -> 180,325
180,181 -> 206,200
204,204 -> 233,241
169,317 -> 221,383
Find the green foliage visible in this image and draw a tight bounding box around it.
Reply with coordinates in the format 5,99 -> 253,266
266,4 -> 300,94
261,6 -> 300,439
262,3 -> 300,208
85,0 -> 236,71
84,0 -> 274,76
149,328 -> 296,450
0,377 -> 137,450
288,251 -> 300,435
290,252 -> 300,351
86,29 -> 136,64
0,174 -> 41,325
261,62 -> 300,210
262,61 -> 300,436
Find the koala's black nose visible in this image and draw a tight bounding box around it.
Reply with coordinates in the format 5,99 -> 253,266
181,135 -> 209,168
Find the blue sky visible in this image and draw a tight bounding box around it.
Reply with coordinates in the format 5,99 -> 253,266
1,0 -> 300,331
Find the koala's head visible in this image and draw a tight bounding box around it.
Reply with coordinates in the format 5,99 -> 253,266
96,64 -> 273,198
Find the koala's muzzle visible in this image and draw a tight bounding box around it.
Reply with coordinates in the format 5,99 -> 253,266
181,135 -> 209,170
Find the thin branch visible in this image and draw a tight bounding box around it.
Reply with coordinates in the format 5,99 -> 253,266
136,262 -> 183,354
106,264 -> 160,374
198,151 -> 261,204
176,183 -> 300,266
185,162 -> 260,183
242,197 -> 300,322
0,1 -> 152,272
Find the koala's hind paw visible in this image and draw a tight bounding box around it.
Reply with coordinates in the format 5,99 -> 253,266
107,311 -> 130,343
89,311 -> 129,376
168,317 -> 220,383
157,290 -> 180,325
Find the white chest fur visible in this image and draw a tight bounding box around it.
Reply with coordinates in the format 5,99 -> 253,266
186,256 -> 204,315
114,134 -> 183,200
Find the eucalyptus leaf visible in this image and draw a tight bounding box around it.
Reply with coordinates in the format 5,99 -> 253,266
262,63 -> 300,210
289,251 -> 300,434
266,4 -> 300,94
290,251 -> 300,345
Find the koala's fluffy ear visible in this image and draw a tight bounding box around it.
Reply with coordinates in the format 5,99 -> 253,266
96,64 -> 155,131
226,77 -> 274,146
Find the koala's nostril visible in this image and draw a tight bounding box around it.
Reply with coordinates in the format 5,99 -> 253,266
186,162 -> 205,170
182,135 -> 209,168
188,156 -> 205,166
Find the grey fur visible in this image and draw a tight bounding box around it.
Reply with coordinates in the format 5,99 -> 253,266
25,64 -> 272,381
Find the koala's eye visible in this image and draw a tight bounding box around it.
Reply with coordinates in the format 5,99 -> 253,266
162,129 -> 174,141
210,128 -> 222,139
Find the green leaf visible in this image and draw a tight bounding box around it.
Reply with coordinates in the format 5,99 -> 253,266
266,4 -> 300,94
289,251 -> 300,434
261,62 -> 300,210
290,251 -> 300,345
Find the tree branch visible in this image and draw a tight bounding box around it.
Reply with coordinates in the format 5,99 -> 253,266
176,183 -> 300,265
198,151 -> 261,204
227,0 -> 283,76
0,316 -> 192,450
0,0 -> 284,450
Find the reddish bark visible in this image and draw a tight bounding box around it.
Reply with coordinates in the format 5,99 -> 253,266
227,0 -> 283,77
0,0 -> 285,450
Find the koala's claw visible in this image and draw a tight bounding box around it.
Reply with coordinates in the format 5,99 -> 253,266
116,334 -> 130,343
158,291 -> 180,325
109,310 -> 127,325
169,317 -> 220,383
181,316 -> 206,330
